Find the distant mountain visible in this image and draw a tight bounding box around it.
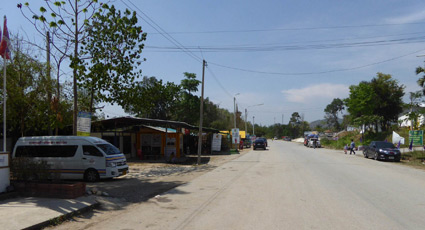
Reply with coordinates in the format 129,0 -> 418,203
309,118 -> 343,129
309,119 -> 328,129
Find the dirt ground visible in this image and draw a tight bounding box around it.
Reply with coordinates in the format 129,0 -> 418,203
46,150 -> 247,230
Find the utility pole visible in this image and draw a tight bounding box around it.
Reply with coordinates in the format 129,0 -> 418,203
253,116 -> 255,136
233,94 -> 239,129
282,114 -> 284,124
245,108 -> 248,136
197,60 -> 206,165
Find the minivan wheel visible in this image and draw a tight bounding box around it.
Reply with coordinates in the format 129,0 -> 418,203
84,169 -> 99,182
374,152 -> 379,161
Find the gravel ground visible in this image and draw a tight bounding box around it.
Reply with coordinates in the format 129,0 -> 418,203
46,151 -> 247,230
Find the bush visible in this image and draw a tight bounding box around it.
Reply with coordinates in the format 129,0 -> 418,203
10,158 -> 51,181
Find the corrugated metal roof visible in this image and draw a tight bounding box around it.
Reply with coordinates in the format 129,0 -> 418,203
92,116 -> 219,133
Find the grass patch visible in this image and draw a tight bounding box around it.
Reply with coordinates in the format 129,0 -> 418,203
400,150 -> 425,169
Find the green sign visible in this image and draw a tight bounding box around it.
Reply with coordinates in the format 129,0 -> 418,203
408,130 -> 423,146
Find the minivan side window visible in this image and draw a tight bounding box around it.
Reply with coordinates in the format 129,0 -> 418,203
15,145 -> 78,157
83,145 -> 104,157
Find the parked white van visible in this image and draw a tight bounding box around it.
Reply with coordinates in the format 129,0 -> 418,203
12,136 -> 129,182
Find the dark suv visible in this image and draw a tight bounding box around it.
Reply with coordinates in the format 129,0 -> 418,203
253,139 -> 266,150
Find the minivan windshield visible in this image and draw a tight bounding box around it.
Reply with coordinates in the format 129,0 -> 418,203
96,143 -> 121,155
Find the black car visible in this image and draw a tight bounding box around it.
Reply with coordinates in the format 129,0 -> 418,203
259,137 -> 268,147
363,141 -> 401,162
253,139 -> 266,150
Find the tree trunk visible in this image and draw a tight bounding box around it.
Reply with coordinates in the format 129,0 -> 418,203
72,0 -> 79,136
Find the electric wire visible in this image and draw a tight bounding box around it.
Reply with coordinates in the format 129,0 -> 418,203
121,0 -> 203,63
146,36 -> 425,53
207,48 -> 425,76
148,22 -> 425,34
206,67 -> 233,98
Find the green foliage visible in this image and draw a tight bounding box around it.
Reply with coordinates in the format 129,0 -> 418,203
2,48 -> 73,136
345,73 -> 404,132
79,4 -> 147,108
124,76 -> 180,119
324,98 -> 344,131
10,158 -> 51,181
20,0 -> 102,134
401,151 -> 425,168
321,130 -> 393,150
416,66 -> 425,95
180,72 -> 201,94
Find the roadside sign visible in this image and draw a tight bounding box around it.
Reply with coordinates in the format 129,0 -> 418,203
77,111 -> 92,136
231,128 -> 240,144
408,130 -> 423,146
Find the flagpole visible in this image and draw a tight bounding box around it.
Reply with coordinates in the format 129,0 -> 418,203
2,55 -> 5,152
3,56 -> 5,152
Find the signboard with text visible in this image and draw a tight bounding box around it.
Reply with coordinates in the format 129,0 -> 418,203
409,130 -> 423,146
77,111 -> 92,136
211,134 -> 222,152
231,128 -> 240,144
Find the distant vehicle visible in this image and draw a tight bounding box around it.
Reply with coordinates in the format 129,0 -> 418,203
307,138 -> 321,148
259,137 -> 268,147
243,138 -> 251,148
304,136 -> 309,146
253,139 -> 266,150
283,137 -> 292,141
363,141 -> 401,162
274,137 -> 278,140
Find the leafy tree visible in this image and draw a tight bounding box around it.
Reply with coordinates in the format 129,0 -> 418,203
345,73 -> 404,132
289,112 -> 302,137
289,112 -> 301,124
19,0 -> 101,134
209,107 -> 233,130
173,72 -> 201,125
2,43 -> 72,138
324,98 -> 344,131
80,4 -> 147,112
180,72 -> 200,94
124,76 -> 180,119
402,91 -> 423,130
370,73 -> 404,130
416,65 -> 425,95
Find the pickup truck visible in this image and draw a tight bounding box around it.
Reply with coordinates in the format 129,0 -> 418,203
363,141 -> 401,162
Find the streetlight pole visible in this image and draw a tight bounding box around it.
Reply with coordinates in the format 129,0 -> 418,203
233,93 -> 240,150
245,103 -> 263,136
233,93 -> 240,130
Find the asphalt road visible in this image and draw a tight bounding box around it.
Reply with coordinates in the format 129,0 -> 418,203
74,140 -> 425,230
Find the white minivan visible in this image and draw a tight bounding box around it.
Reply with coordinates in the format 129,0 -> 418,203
12,136 -> 129,182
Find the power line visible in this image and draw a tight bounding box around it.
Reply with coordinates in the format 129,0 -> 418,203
147,22 -> 425,35
206,67 -> 233,98
121,0 -> 203,63
147,31 -> 425,49
207,48 -> 425,76
145,36 -> 425,53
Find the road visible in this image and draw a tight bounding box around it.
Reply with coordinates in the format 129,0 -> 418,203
59,140 -> 425,230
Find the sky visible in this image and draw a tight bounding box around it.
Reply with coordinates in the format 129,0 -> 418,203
2,0 -> 425,126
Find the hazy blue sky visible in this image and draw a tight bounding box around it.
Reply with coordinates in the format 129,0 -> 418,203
3,0 -> 425,126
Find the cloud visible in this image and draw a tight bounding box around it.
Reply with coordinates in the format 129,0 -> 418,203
385,9 -> 425,24
282,83 -> 349,103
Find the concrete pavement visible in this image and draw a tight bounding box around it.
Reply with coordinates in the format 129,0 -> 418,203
0,195 -> 97,230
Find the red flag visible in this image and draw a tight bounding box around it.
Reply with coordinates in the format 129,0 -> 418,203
0,16 -> 11,59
